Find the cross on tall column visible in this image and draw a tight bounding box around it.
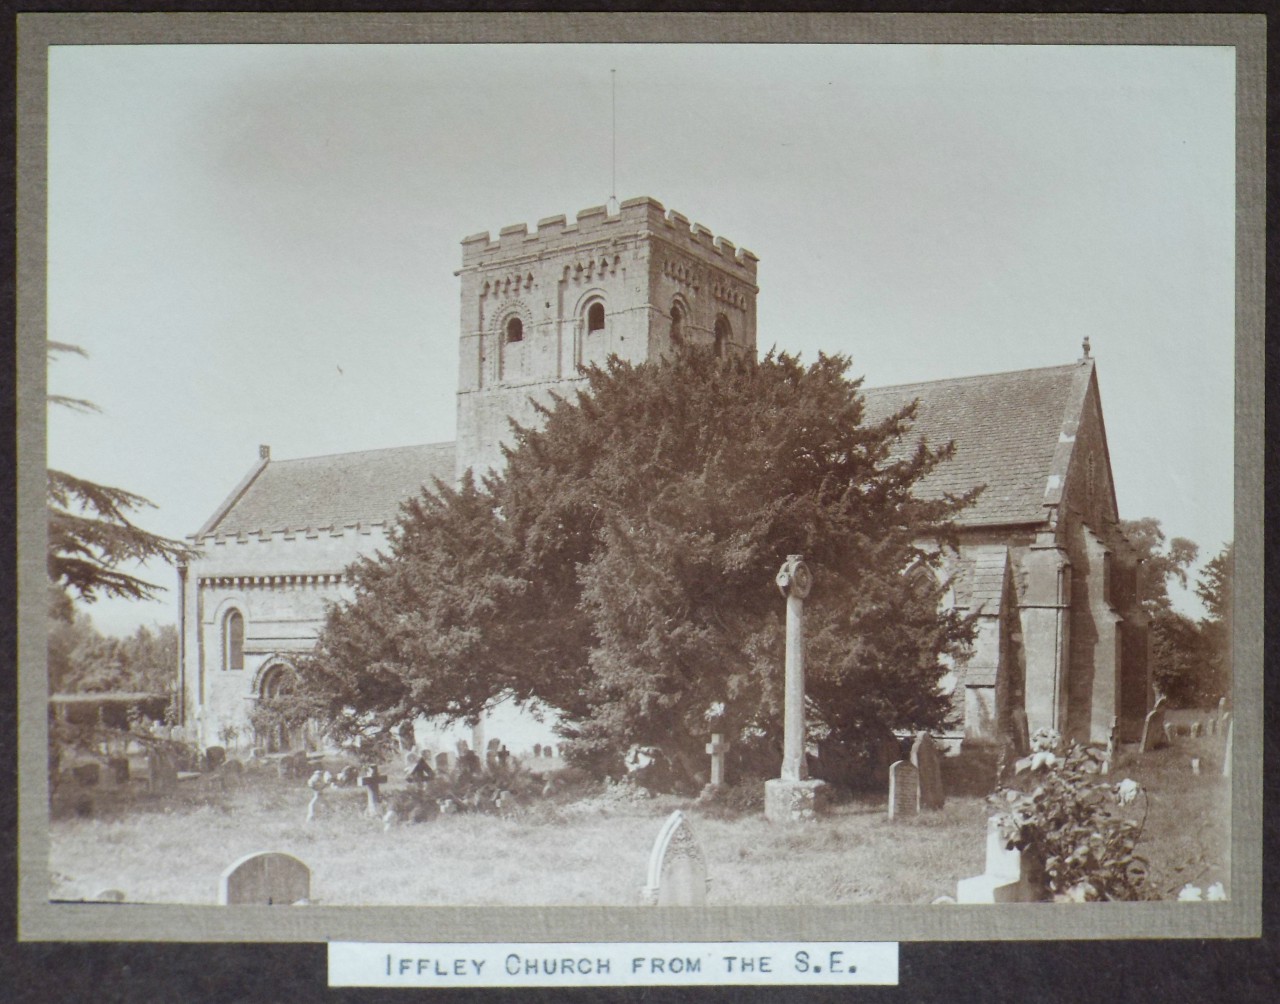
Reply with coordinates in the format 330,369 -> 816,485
775,554 -> 812,782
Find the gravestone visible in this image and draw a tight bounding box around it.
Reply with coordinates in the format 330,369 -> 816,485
1163,722 -> 1177,745
544,746 -> 553,758
107,756 -> 130,784
487,738 -> 500,752
205,746 -> 227,771
435,752 -> 450,772
703,733 -> 730,795
359,766 -> 388,816
533,743 -> 542,758
956,817 -> 1039,903
305,770 -> 333,823
640,810 -> 709,906
1190,721 -> 1202,738
1010,707 -> 1031,756
218,851 -> 311,906
910,732 -> 945,810
457,750 -> 482,778
73,763 -> 101,787
887,760 -> 919,820
147,748 -> 177,793
1140,701 -> 1169,753
496,747 -> 510,769
764,555 -> 828,823
405,755 -> 433,785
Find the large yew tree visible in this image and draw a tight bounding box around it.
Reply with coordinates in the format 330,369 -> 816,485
302,349 -> 977,782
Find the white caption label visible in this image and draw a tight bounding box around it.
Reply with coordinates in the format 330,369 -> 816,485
328,941 -> 898,987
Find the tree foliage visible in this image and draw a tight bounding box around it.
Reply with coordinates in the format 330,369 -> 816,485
47,606 -> 178,695
1120,518 -> 1232,709
303,348 -> 978,783
47,342 -> 192,606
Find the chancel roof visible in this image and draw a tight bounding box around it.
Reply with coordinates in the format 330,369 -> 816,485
201,442 -> 456,537
861,362 -> 1089,528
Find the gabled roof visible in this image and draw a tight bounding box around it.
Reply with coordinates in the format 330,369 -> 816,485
861,361 -> 1092,528
199,442 -> 456,538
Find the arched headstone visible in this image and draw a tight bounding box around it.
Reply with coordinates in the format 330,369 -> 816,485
640,811 -> 708,906
219,851 -> 311,906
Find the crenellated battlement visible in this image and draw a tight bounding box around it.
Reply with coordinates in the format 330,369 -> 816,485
461,196 -> 758,278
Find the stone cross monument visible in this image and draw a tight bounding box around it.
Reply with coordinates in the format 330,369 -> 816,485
764,555 -> 828,823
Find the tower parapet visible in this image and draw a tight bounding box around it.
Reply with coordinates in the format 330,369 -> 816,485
455,197 -> 759,481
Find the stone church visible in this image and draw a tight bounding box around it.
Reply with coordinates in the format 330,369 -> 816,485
176,196 -> 1149,757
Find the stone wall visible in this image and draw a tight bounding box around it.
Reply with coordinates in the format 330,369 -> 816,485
455,197 -> 758,480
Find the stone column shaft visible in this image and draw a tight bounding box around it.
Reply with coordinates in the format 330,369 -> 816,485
782,593 -> 807,781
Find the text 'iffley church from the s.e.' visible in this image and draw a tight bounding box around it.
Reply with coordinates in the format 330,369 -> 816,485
176,195 -> 1152,758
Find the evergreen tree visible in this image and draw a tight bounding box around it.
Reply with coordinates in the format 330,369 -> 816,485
304,349 -> 978,783
47,343 -> 191,608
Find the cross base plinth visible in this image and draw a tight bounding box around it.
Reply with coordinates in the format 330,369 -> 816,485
763,778 -> 830,824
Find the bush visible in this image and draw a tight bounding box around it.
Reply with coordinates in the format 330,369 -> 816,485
992,728 -> 1153,902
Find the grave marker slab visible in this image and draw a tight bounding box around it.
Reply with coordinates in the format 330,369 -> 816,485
640,810 -> 709,906
219,851 -> 311,906
1140,701 -> 1169,753
887,760 -> 919,820
911,732 -> 945,810
956,817 -> 1039,903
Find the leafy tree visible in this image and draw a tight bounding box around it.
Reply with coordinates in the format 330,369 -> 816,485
1118,517 -> 1198,616
304,348 -> 977,785
47,342 -> 192,608
1195,542 -> 1233,705
1119,517 -> 1215,707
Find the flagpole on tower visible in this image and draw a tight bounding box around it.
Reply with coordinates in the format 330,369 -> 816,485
607,68 -> 619,215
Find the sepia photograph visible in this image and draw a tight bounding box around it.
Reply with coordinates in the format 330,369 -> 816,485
16,14 -> 1262,951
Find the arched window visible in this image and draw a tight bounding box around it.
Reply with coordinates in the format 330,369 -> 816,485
670,301 -> 684,346
505,316 -> 524,343
587,301 -> 606,334
224,610 -> 244,671
714,315 -> 733,357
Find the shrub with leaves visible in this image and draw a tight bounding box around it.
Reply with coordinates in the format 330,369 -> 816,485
992,728 -> 1153,902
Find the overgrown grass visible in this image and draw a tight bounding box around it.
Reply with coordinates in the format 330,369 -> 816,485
47,736 -> 1229,906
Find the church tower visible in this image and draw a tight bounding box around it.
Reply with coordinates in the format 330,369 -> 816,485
455,196 -> 759,480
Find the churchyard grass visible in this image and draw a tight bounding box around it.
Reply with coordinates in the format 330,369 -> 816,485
47,736 -> 1228,906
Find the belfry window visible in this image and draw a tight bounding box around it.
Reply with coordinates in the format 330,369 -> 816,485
587,301 -> 606,334
505,316 -> 524,343
224,610 -> 244,671
714,315 -> 732,357
670,302 -> 684,346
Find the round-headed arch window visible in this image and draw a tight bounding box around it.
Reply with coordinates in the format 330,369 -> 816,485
714,315 -> 733,356
505,316 -> 524,343
223,609 -> 244,671
587,301 -> 606,334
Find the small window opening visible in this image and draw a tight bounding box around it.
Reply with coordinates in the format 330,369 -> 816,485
714,315 -> 732,357
505,316 -> 524,343
224,610 -> 244,671
670,302 -> 684,345
587,302 -> 606,334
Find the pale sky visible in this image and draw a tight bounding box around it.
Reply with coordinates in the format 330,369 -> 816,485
45,43 -> 1237,636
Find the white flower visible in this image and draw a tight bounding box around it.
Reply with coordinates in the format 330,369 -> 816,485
1206,883 -> 1227,901
1030,751 -> 1059,771
1116,778 -> 1141,805
1177,884 -> 1203,901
